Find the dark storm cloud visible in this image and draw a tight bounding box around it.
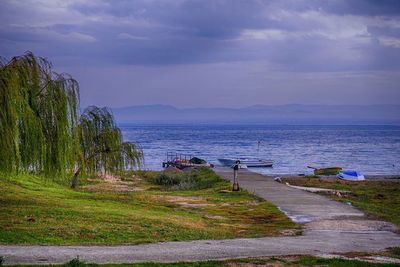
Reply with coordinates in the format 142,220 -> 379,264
71,0 -> 271,37
63,0 -> 276,64
317,0 -> 400,16
1,0 -> 400,108
1,0 -> 399,68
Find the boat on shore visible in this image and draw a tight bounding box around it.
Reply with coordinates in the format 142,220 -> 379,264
162,152 -> 214,170
337,170 -> 365,181
218,158 -> 273,168
307,166 -> 342,175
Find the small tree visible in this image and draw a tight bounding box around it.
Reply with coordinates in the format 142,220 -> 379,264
70,106 -> 143,188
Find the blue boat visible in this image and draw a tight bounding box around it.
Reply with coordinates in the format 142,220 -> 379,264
337,170 -> 365,181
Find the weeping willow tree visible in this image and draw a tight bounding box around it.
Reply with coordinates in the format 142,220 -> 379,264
71,106 -> 143,188
0,52 -> 80,177
0,52 -> 143,185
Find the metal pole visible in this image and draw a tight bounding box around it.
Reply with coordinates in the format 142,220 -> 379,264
232,160 -> 240,191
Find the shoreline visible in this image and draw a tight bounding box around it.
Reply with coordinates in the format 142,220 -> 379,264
205,167 -> 400,180
142,167 -> 400,178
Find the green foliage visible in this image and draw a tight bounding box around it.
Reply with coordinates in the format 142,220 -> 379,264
154,172 -> 184,186
0,52 -> 79,177
230,256 -> 399,267
294,256 -> 398,266
79,106 -> 143,176
387,247 -> 400,258
153,168 -> 222,190
304,175 -> 319,178
0,52 -> 143,183
64,257 -> 92,267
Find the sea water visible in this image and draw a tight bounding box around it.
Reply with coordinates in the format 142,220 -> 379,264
121,124 -> 400,175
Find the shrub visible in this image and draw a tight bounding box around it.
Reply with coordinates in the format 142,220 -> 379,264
63,256 -> 94,267
154,172 -> 186,187
387,247 -> 400,258
153,168 -> 222,190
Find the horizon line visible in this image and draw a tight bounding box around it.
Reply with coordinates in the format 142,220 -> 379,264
108,103 -> 400,110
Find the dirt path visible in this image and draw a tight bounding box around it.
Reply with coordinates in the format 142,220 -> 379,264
1,169 -> 399,265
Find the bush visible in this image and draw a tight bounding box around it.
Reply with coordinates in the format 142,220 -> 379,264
154,172 -> 186,187
153,168 -> 222,190
63,256 -> 96,267
387,247 -> 400,258
0,256 -> 3,266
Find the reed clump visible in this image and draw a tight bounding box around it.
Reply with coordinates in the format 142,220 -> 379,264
153,168 -> 222,190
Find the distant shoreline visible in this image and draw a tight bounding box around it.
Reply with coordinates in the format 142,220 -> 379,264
112,104 -> 400,125
118,122 -> 400,127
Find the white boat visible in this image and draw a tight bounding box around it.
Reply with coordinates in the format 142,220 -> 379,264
218,158 -> 273,168
337,170 -> 365,181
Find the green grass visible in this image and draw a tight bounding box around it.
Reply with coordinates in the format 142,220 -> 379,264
281,177 -> 400,227
11,255 -> 399,267
0,169 -> 297,245
387,247 -> 400,259
152,169 -> 221,190
292,256 -> 399,266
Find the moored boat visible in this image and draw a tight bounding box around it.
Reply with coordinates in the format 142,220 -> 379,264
307,166 -> 342,175
218,158 -> 273,168
337,170 -> 365,181
162,152 -> 214,170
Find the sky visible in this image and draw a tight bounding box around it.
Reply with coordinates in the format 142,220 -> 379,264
1,0 -> 400,108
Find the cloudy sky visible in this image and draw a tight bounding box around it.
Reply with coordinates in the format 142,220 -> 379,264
1,0 -> 400,108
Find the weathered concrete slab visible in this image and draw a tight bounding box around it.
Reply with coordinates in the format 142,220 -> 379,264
216,168 -> 364,223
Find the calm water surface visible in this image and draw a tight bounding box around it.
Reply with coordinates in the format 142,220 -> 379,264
121,124 -> 400,175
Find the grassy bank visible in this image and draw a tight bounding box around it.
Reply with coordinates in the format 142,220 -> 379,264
22,254 -> 400,267
0,169 -> 297,245
281,176 -> 400,227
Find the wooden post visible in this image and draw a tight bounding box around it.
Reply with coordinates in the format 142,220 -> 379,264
232,160 -> 240,191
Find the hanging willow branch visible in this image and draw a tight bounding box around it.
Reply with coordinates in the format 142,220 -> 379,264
0,52 -> 143,184
70,106 -> 143,188
0,52 -> 80,177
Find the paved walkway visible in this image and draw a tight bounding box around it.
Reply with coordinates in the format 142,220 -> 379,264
216,169 -> 364,224
1,169 -> 399,265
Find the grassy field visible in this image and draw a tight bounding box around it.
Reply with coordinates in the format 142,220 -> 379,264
281,176 -> 400,227
0,169 -> 298,245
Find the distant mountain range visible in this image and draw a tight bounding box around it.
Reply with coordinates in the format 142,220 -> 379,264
111,104 -> 400,125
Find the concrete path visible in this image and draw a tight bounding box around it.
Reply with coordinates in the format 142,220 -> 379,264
216,169 -> 398,232
216,169 -> 364,224
1,169 -> 399,265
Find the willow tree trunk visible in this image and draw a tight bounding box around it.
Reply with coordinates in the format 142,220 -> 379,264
70,168 -> 81,189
